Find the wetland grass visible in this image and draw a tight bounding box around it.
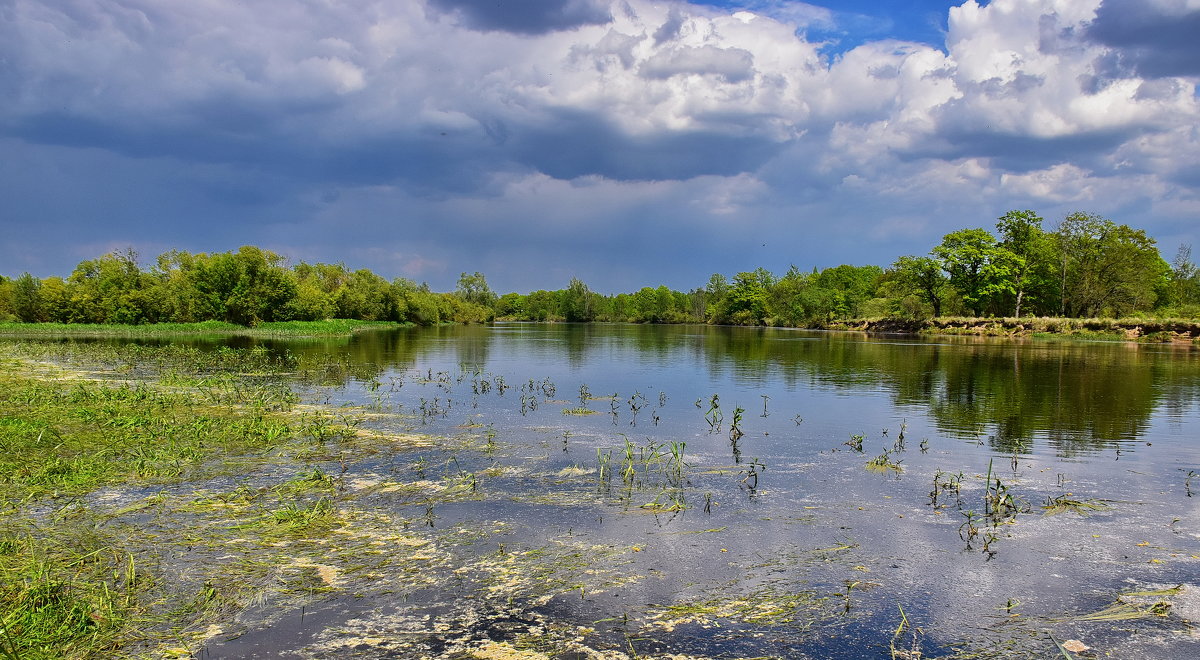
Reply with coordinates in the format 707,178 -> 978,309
865,449 -> 902,474
846,434 -> 865,452
0,341 -> 429,658
1041,494 -> 1110,515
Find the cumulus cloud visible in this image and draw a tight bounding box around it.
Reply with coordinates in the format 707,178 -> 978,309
1,0 -> 1198,288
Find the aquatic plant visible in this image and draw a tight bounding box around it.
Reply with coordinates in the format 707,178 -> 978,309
729,406 -> 745,441
1041,494 -> 1109,515
846,434 -> 864,452
705,393 -> 722,432
865,449 -> 902,474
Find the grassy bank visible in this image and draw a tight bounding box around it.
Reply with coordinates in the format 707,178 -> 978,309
0,319 -> 402,339
0,342 -> 406,657
826,316 -> 1200,343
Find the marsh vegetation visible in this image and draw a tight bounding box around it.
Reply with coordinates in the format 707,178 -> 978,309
3,324 -> 1200,658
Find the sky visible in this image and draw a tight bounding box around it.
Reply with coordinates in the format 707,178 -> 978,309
2,0 -> 1199,294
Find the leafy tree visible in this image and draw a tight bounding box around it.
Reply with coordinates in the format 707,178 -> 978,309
0,276 -> 13,320
66,249 -> 157,323
495,292 -> 525,318
335,269 -> 392,321
891,256 -> 951,318
995,210 -> 1046,317
1170,244 -> 1200,311
12,273 -> 43,322
560,278 -> 593,322
1055,213 -> 1169,317
812,264 -> 883,318
455,272 -> 497,308
932,229 -> 1004,316
524,290 -> 560,321
723,269 -> 773,325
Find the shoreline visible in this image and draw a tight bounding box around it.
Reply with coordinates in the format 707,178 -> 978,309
824,316 -> 1200,343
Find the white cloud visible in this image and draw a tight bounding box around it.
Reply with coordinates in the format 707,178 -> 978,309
2,0 -> 1199,286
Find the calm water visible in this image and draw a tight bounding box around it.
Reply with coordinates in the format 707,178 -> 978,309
193,323 -> 1200,658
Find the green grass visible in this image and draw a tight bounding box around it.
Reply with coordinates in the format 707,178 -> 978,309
0,319 -> 401,338
0,342 -> 382,658
0,367 -> 300,500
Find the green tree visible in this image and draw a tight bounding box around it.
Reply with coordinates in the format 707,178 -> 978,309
891,256 -> 951,318
1055,213 -> 1169,317
932,228 -> 1004,316
455,272 -> 497,308
12,273 -> 43,322
0,276 -> 14,320
560,278 -> 593,322
723,269 -> 773,325
995,210 -> 1047,317
1170,244 -> 1200,311
495,292 -> 525,318
812,264 -> 883,319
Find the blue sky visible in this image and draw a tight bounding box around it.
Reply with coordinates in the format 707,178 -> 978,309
2,0 -> 1199,294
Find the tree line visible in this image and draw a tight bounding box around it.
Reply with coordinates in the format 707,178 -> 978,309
0,246 -> 492,326
3,211 -> 1198,326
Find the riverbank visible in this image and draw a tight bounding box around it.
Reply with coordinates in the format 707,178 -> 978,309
0,319 -> 402,338
825,316 -> 1200,343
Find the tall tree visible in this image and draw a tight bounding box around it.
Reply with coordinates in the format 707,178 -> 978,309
932,228 -> 1002,316
1055,213 -> 1169,317
561,278 -> 594,322
995,210 -> 1045,317
12,273 -> 43,322
891,256 -> 951,318
1170,244 -> 1200,309
455,272 -> 497,308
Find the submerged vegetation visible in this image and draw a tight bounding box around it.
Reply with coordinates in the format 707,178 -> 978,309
1,324 -> 1198,658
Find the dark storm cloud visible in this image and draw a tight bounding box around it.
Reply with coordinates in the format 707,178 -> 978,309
428,0 -> 611,34
5,100 -> 784,192
902,100 -> 1137,175
1087,0 -> 1200,77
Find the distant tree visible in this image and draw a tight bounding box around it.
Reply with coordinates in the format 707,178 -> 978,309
932,228 -> 1004,316
560,278 -> 593,322
67,249 -> 155,323
1170,244 -> 1200,310
891,256 -> 951,318
723,270 -> 773,325
766,265 -> 813,326
0,276 -> 13,320
1054,213 -> 1169,317
812,264 -> 884,318
995,210 -> 1046,317
524,290 -> 560,321
455,272 -> 497,308
12,273 -> 43,322
495,292 -> 525,318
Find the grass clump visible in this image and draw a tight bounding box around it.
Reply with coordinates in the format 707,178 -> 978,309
561,407 -> 599,416
0,522 -> 148,659
1040,494 -> 1110,515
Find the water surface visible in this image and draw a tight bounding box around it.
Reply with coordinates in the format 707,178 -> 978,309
178,323 -> 1200,657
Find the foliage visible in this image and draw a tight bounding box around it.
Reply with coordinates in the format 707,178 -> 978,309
0,209 -> 1185,330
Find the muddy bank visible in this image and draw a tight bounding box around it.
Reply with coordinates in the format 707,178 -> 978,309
825,316 -> 1200,342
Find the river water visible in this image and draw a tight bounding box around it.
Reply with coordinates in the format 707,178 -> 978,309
200,323 -> 1200,658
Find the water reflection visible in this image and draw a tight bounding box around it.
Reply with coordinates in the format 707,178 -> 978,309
60,323 -> 1200,454
328,324 -> 1200,454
